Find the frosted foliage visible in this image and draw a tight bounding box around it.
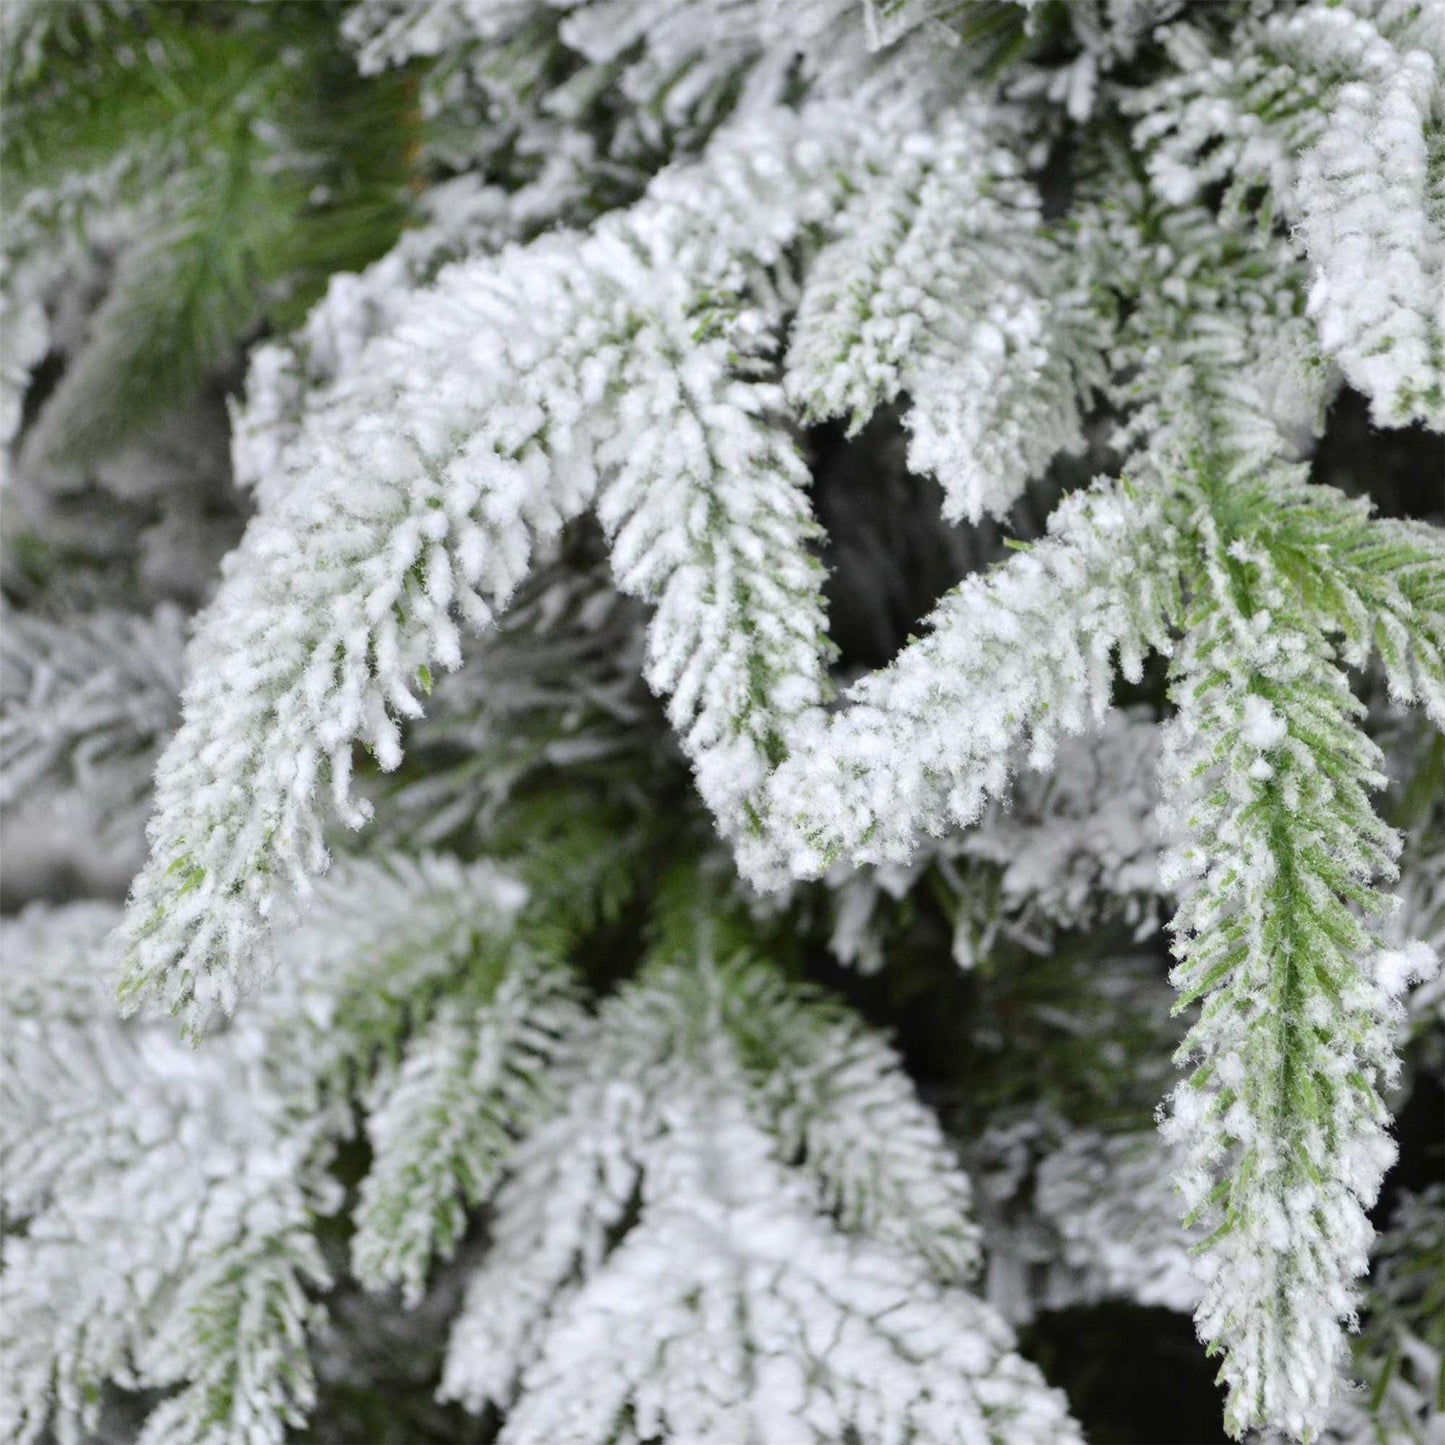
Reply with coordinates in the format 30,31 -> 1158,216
441,951 -> 986,1418
1094,199 -> 1331,470
958,712 -> 1164,937
0,905 -> 335,1445
1386,753 -> 1445,1045
441,955 -> 1078,1444
788,108 -> 1097,523
1132,3 -> 1445,207
1024,0 -> 1188,120
0,213 -> 112,485
1132,9 -> 1380,211
0,857 -> 583,1444
828,710 -> 1165,972
351,950 -> 584,1306
0,606 -> 185,841
343,0 -> 965,115
1129,2 -> 1445,428
593,293 -> 829,861
769,481 -> 1177,875
497,1094 -> 1076,1445
1297,55 -> 1445,428
1227,473 -> 1445,732
32,4 -> 1439,1441
232,178 -> 519,501
0,898 -> 124,1033
1,791 -> 150,903
117,105 -> 871,1031
1317,1185 -> 1444,1445
1034,1130 -> 1200,1312
1158,512 -> 1436,1442
438,1056 -> 639,1413
552,0 -> 793,124
119,226 -> 606,1024
969,1114 -> 1200,1325
551,0 -> 879,79
342,0 -> 533,71
0,278 -> 49,481
264,852 -> 531,1100
709,960 -> 980,1280
376,561 -> 653,846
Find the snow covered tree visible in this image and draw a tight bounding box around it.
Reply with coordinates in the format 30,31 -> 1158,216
3,1 -> 1442,1442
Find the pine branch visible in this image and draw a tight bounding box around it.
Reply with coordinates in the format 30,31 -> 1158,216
1321,1185 -> 1444,1445
787,104 -> 1102,523
828,709 -> 1168,972
966,1109 -> 1201,1324
0,604 -> 184,826
0,904 -> 335,1445
1127,1 -> 1445,428
710,957 -> 982,1280
1159,487 -> 1437,1440
768,478 -> 1180,873
1297,58 -> 1444,429
115,101 -> 874,1029
440,927 -> 1078,1443
15,9 -> 1435,1440
351,936 -> 584,1305
3,851 -> 568,1441
265,853 -> 530,1104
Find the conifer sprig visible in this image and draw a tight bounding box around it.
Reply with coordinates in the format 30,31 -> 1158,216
1159,485 -> 1421,1439
440,893 -> 1077,1445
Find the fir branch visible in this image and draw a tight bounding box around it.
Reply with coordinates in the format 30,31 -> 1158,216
494,1089 -> 1075,1445
1084,184 -> 1332,470
441,933 -> 1078,1443
16,8 -> 1437,1440
351,935 -> 585,1305
0,904 -> 337,1445
1323,1184 -> 1444,1445
710,957 -> 982,1280
1237,472 -> 1445,724
828,709 -> 1167,973
115,102 -> 873,1030
768,478 -> 1180,874
0,604 -> 184,832
966,1110 -> 1201,1324
1127,1 -> 1445,428
1159,490 -> 1437,1441
375,555 -> 656,849
1297,58 -> 1445,429
2,853 -> 563,1442
132,1199 -> 331,1445
787,104 -> 1102,523
265,852 -> 530,1105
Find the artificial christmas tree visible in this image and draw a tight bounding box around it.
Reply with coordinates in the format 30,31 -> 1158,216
3,2 -> 1442,1441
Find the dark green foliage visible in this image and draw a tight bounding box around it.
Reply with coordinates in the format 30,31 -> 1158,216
4,0 -> 416,464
